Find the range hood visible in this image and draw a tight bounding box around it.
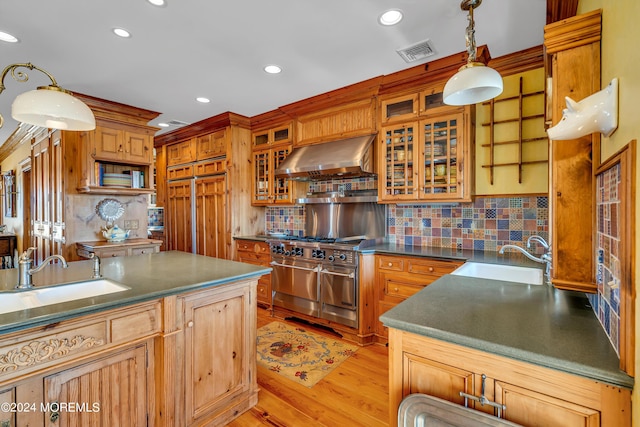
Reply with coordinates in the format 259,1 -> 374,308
274,134 -> 376,180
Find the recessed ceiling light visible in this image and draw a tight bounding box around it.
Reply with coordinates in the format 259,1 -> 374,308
147,0 -> 167,6
158,123 -> 170,127
196,97 -> 210,103
264,65 -> 282,74
112,28 -> 131,38
0,31 -> 19,43
379,9 -> 403,26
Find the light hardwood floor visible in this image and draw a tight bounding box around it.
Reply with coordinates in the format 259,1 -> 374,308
228,307 -> 390,427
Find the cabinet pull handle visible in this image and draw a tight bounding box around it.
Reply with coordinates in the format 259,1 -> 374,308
428,267 -> 434,272
459,374 -> 506,418
393,287 -> 399,292
388,262 -> 393,267
49,402 -> 60,423
187,321 -> 194,328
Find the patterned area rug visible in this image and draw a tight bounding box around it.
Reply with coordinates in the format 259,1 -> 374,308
256,321 -> 358,387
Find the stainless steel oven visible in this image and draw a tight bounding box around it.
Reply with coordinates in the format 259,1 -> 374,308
270,248 -> 321,318
320,260 -> 357,328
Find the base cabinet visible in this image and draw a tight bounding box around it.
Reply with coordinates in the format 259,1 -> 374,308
44,344 -> 149,426
181,283 -> 257,426
0,278 -> 259,427
389,329 -> 631,427
235,239 -> 272,308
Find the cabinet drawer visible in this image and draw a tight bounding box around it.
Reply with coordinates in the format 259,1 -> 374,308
384,278 -> 425,299
110,302 -> 162,343
194,158 -> 226,176
257,280 -> 271,303
99,249 -> 128,258
378,256 -> 404,271
408,259 -> 462,276
131,246 -> 159,256
167,165 -> 194,180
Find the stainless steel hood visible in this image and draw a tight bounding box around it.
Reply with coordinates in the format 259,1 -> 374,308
274,134 -> 376,180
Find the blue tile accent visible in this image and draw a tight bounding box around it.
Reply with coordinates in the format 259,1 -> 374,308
462,219 -> 473,228
422,218 -> 431,227
524,208 -> 537,219
509,231 -> 522,241
473,240 -> 485,250
497,220 -> 509,230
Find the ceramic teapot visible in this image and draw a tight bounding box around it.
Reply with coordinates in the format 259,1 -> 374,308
102,224 -> 130,242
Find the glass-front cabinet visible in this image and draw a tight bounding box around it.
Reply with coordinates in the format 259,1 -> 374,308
379,109 -> 472,203
252,145 -> 297,205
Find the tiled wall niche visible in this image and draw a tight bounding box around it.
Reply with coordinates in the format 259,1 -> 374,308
588,164 -> 622,355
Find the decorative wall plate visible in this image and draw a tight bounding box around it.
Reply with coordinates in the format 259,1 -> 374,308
96,198 -> 125,222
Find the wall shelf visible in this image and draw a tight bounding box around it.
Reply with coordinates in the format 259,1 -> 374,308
480,77 -> 548,185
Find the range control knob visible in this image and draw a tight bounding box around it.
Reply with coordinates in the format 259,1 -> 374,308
339,254 -> 347,261
328,255 -> 335,262
284,250 -> 291,256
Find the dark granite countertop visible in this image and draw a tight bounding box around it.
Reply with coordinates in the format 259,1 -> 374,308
0,251 -> 271,334
380,274 -> 633,389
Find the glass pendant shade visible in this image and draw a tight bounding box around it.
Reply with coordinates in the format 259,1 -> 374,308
11,86 -> 95,130
443,63 -> 503,106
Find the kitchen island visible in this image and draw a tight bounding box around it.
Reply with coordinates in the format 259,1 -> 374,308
381,274 -> 633,426
0,251 -> 270,426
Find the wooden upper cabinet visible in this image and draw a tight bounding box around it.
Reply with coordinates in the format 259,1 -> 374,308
295,99 -> 376,146
196,129 -> 227,160
91,125 -> 153,165
252,122 -> 292,148
380,85 -> 449,125
544,9 -> 601,293
378,108 -> 474,203
167,138 -> 196,166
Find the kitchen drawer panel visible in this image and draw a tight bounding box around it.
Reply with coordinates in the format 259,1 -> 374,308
110,302 -> 162,343
256,281 -> 271,303
0,322 -> 107,378
384,278 -> 425,299
131,246 -> 159,256
237,253 -> 262,264
98,249 -> 128,258
167,165 -> 194,180
407,259 -> 462,276
194,158 -> 226,176
378,256 -> 404,271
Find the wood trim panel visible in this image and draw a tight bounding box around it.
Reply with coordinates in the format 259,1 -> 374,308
488,45 -> 544,77
546,0 -> 579,24
73,92 -> 161,126
595,140 -> 636,377
544,9 -> 602,54
154,112 -> 251,147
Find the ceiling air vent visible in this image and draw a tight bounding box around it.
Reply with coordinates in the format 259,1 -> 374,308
396,39 -> 436,63
167,119 -> 190,127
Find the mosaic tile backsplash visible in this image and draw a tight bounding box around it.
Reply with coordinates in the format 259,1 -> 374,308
266,184 -> 549,255
588,164 -> 621,355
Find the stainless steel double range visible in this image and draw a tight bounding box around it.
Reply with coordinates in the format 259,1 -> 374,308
267,190 -> 385,330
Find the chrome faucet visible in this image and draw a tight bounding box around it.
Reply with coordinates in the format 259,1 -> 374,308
499,236 -> 552,285
89,253 -> 102,279
17,247 -> 69,290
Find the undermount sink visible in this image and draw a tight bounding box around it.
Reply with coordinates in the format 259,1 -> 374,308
451,262 -> 544,285
0,279 -> 130,315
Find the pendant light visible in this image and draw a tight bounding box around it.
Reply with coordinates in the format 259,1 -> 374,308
443,0 -> 503,106
0,63 -> 95,131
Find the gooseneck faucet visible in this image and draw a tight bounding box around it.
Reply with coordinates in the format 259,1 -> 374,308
89,253 -> 102,279
499,235 -> 552,285
17,247 -> 69,290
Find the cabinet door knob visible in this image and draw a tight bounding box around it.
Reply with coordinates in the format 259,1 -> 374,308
393,287 -> 399,292
187,321 -> 194,328
388,262 -> 393,267
428,267 -> 434,272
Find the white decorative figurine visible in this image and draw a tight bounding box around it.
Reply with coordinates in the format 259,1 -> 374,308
102,224 -> 130,242
547,78 -> 618,140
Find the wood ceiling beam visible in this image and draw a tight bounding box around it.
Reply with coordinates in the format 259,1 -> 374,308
546,0 -> 579,24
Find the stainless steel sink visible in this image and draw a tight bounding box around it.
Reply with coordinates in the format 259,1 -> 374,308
0,279 -> 130,315
451,262 -> 544,285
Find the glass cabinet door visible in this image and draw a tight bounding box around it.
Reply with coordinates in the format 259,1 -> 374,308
420,114 -> 461,198
381,123 -> 417,199
271,146 -> 292,203
253,150 -> 270,203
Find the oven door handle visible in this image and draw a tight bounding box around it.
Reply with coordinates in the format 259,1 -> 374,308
270,261 -> 320,272
320,268 -> 355,279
